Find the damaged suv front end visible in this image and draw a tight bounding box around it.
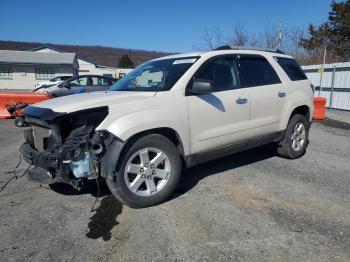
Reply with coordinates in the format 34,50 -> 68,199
21,106 -> 111,188
20,54 -> 201,208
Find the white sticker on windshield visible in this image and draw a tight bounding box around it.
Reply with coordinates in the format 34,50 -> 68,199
173,58 -> 197,65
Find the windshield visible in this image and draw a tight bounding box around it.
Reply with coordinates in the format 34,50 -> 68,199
109,57 -> 199,91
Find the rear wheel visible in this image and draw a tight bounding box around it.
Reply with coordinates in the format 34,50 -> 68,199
106,134 -> 182,208
277,114 -> 310,159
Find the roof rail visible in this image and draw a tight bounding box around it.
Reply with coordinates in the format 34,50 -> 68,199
214,45 -> 285,54
215,45 -> 232,50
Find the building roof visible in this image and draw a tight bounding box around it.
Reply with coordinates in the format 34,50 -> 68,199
28,45 -> 98,65
28,45 -> 65,53
0,50 -> 77,65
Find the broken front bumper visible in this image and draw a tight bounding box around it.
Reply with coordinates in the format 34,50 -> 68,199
20,106 -> 108,185
21,142 -> 58,169
21,142 -> 62,184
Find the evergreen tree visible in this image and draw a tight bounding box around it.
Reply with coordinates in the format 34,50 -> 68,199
299,0 -> 350,61
118,54 -> 135,68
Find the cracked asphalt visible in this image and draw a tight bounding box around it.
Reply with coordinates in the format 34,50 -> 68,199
0,116 -> 349,262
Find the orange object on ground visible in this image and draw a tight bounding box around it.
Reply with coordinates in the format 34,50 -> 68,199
313,96 -> 327,120
0,93 -> 51,119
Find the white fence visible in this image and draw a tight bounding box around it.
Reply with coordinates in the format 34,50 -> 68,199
302,62 -> 350,111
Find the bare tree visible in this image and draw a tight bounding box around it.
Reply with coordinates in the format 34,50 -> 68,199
200,22 -> 284,51
283,27 -> 305,54
201,27 -> 226,50
281,26 -> 308,61
259,23 -> 282,49
249,35 -> 260,47
197,22 -> 327,65
228,22 -> 249,47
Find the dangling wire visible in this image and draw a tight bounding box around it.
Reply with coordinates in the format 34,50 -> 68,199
0,145 -> 32,193
12,144 -> 23,179
90,177 -> 100,212
0,162 -> 32,194
90,152 -> 101,212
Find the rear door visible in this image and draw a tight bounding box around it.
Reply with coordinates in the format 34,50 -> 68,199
87,76 -> 114,92
186,55 -> 250,154
238,54 -> 286,144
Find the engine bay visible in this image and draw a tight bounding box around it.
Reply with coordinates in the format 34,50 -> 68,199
21,106 -> 109,189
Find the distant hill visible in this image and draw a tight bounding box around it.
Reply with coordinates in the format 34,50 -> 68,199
0,40 -> 172,67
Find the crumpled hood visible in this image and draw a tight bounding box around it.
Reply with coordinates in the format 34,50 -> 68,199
31,91 -> 156,113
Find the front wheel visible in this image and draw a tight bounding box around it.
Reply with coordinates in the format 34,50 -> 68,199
277,114 -> 310,159
106,134 -> 182,208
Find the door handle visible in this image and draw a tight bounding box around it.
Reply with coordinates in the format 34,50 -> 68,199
236,97 -> 248,104
278,91 -> 286,97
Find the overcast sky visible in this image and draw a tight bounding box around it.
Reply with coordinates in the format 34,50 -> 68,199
0,0 -> 332,52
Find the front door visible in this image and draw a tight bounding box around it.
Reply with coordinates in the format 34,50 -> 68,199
66,76 -> 89,95
186,55 -> 250,154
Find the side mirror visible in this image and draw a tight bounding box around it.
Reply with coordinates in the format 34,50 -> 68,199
190,79 -> 212,94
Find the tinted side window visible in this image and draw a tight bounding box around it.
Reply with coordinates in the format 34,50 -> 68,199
239,56 -> 281,87
195,56 -> 241,92
68,76 -> 88,86
274,57 -> 307,81
91,76 -> 104,85
102,77 -> 115,85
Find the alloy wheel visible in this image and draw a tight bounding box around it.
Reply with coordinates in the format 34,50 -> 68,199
291,122 -> 306,152
124,147 -> 171,196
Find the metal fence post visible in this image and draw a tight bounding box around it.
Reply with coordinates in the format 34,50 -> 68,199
329,66 -> 336,110
319,67 -> 323,96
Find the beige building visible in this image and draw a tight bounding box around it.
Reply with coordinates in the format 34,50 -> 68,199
30,46 -> 132,78
0,46 -> 134,90
0,50 -> 78,90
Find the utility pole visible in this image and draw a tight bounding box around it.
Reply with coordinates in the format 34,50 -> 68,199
329,66 -> 336,110
277,23 -> 283,49
319,40 -> 327,96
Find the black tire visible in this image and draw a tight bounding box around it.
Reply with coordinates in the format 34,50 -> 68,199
14,117 -> 27,128
106,134 -> 182,208
277,114 -> 310,159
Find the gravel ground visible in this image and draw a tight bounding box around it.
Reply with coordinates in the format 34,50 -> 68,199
0,118 -> 349,262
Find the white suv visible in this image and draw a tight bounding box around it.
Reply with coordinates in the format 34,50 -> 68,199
21,47 -> 314,208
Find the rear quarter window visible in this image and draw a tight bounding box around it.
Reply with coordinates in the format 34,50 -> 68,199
274,57 -> 307,81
